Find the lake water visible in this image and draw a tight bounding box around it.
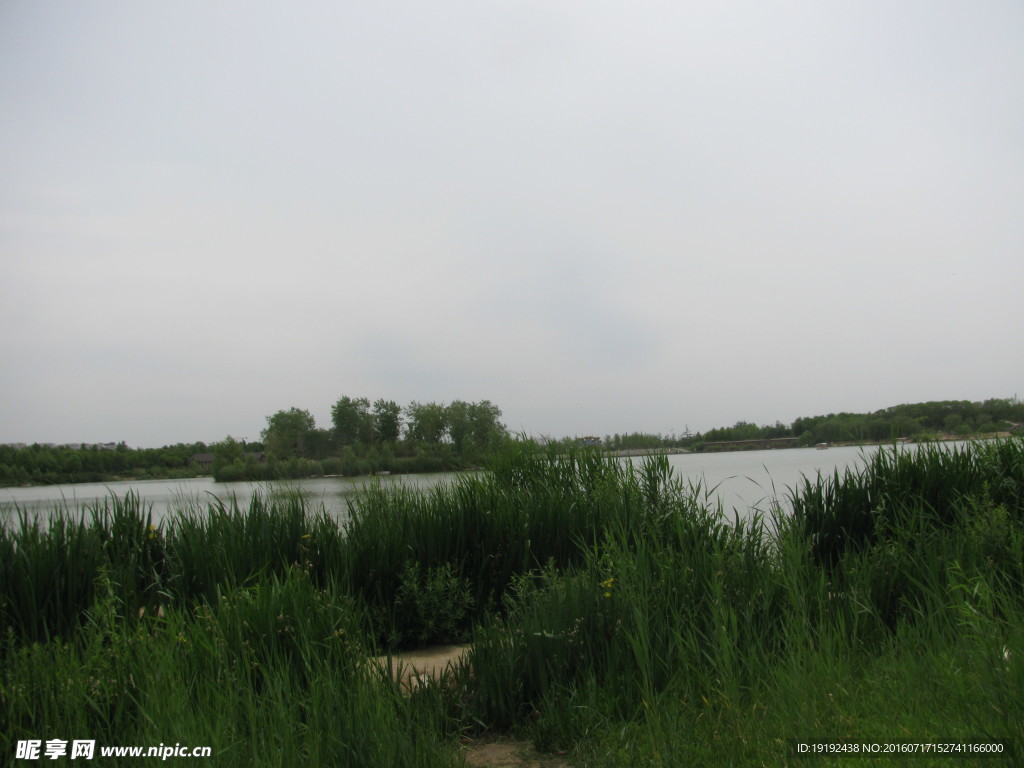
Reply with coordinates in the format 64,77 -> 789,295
1,445 -> 885,527
0,472 -> 461,526
658,444 -> 882,518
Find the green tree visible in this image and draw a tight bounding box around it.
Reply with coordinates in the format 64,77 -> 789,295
943,414 -> 963,433
212,436 -> 244,471
331,396 -> 374,447
443,400 -> 506,454
446,400 -> 473,453
59,451 -> 83,476
404,401 -> 448,444
305,427 -> 336,459
467,399 -> 506,449
261,408 -> 317,459
373,399 -> 402,443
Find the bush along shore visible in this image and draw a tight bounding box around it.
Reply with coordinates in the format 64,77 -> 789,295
2,439 -> 1022,766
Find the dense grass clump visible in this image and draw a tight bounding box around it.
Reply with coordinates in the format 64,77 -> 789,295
337,444 -> 699,647
460,440 -> 1024,765
2,438 -> 1023,766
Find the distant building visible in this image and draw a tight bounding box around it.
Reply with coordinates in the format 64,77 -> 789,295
577,436 -> 603,447
191,453 -> 215,469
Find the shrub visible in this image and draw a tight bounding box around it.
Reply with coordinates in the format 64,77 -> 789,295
389,561 -> 474,648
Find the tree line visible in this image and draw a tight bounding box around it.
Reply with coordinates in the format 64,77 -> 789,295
211,397 -> 508,481
3,397 -> 1019,486
599,397 -> 1023,452
0,442 -> 209,487
257,398 -> 505,457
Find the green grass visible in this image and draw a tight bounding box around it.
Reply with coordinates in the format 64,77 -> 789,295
2,438 -> 1022,766
2,566 -> 461,767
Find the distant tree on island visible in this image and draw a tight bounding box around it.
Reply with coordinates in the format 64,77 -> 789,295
404,401 -> 449,444
373,399 -> 403,443
261,407 -> 317,459
210,396 -> 509,481
331,396 -> 375,447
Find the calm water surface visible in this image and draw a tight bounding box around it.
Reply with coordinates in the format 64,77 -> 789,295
1,446 -> 887,526
657,444 -> 882,518
0,472 -> 460,526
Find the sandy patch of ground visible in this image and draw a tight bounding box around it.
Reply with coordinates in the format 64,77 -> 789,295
462,738 -> 571,768
371,643 -> 471,687
370,646 -> 571,767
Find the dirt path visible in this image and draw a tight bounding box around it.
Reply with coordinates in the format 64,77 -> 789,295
370,645 -> 571,767
463,738 -> 570,768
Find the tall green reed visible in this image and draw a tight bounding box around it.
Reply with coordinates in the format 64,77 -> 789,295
2,563 -> 460,767
338,447 -> 690,648
466,438 -> 1024,760
790,440 -> 1018,568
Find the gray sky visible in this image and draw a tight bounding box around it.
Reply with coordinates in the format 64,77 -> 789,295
2,1 -> 1022,448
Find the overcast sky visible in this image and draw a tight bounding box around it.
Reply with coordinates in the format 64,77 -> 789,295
2,1 -> 1022,448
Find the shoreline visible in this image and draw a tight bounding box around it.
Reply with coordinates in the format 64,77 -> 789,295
602,447 -> 693,457
696,432 -> 1014,454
